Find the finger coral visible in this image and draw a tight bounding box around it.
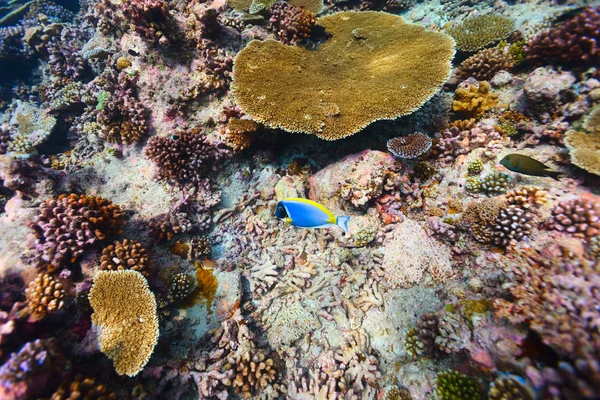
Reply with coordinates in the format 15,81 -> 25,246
387,132 -> 432,159
549,196 -> 600,238
481,171 -> 511,195
493,204 -> 534,247
456,46 -> 514,81
269,1 -> 316,45
100,239 -> 152,277
446,14 -> 515,52
452,79 -> 498,118
50,374 -> 117,400
488,375 -> 534,400
232,11 -> 455,140
25,271 -> 65,318
28,193 -> 125,271
525,6 -> 600,66
144,129 -> 227,189
88,270 -> 159,377
223,118 -> 261,153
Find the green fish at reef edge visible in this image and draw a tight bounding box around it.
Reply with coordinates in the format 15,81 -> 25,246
275,198 -> 351,234
499,154 -> 561,180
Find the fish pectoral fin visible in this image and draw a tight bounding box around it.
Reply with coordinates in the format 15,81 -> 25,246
285,217 -> 293,224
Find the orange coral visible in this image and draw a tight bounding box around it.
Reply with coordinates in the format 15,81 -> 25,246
452,80 -> 498,118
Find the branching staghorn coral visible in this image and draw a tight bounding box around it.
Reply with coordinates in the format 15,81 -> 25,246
27,193 -> 125,271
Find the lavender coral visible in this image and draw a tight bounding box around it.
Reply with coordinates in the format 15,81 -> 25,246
269,1 -> 316,45
525,6 -> 600,66
144,128 -> 227,189
27,193 -> 125,271
549,196 -> 600,238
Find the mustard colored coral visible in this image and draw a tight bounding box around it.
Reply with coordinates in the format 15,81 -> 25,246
88,270 -> 159,377
565,107 -> 600,176
447,14 -> 514,52
452,80 -> 498,117
231,11 -> 455,140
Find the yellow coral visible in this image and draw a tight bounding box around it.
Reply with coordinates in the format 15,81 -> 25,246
564,106 -> 600,176
452,81 -> 498,118
88,270 -> 159,377
232,11 -> 455,140
227,0 -> 324,14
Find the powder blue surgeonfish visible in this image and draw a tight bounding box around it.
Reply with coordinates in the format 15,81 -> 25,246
275,198 -> 351,234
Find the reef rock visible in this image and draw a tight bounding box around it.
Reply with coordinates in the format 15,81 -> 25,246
523,67 -> 575,122
308,149 -> 401,212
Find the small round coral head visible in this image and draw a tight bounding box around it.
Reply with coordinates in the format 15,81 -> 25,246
275,198 -> 351,234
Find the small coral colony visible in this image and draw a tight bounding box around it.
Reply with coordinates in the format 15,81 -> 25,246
1,0 -> 600,398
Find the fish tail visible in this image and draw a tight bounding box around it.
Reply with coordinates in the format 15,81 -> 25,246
336,216 -> 351,234
544,170 -> 562,180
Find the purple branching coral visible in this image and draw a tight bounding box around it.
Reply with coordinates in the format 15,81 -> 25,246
144,128 -> 228,189
27,193 -> 125,271
46,28 -> 88,79
434,123 -> 506,166
548,196 -> 600,238
0,339 -> 70,400
525,6 -> 600,66
269,1 -> 317,46
89,67 -> 148,144
0,26 -> 32,60
96,0 -> 176,45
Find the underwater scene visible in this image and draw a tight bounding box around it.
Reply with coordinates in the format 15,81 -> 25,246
0,0 -> 599,398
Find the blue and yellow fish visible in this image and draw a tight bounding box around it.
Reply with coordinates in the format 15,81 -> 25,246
275,198 -> 351,234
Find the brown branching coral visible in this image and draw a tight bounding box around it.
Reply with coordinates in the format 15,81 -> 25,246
505,186 -> 548,209
488,375 -> 534,400
456,46 -> 514,81
223,118 -> 261,153
148,209 -> 193,241
226,349 -> 277,396
50,374 -> 117,400
460,197 -> 505,244
100,239 -> 152,277
387,132 -> 432,159
144,128 -> 227,189
414,312 -> 439,357
269,1 -> 316,45
88,270 -> 159,377
25,272 -> 66,318
493,204 -> 535,247
232,11 -> 455,140
447,14 -> 515,52
27,194 -> 125,271
452,79 -> 498,118
494,247 -> 600,359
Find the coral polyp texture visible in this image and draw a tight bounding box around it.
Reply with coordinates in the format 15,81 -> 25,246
88,270 -> 159,377
565,107 -> 600,176
549,196 -> 600,238
27,194 -> 125,271
387,132 -> 432,159
231,11 -> 455,140
100,239 -> 152,277
446,14 -> 514,52
525,6 -> 600,66
25,271 -> 65,318
269,1 -> 317,45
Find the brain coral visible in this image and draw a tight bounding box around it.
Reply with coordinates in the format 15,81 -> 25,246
231,11 -> 455,140
88,270 -> 159,377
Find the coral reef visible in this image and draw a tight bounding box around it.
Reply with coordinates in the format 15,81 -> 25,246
232,11 -> 455,140
25,271 -> 65,318
50,374 -> 117,400
452,79 -> 498,118
269,1 -> 316,45
481,172 -> 511,195
525,6 -> 600,66
435,370 -> 483,399
88,270 -> 159,377
27,194 -> 125,271
387,132 -> 432,159
488,375 -> 533,400
145,128 -> 227,189
100,239 -> 152,277
549,196 -> 600,238
565,107 -> 600,176
456,46 -> 514,81
447,14 -> 515,52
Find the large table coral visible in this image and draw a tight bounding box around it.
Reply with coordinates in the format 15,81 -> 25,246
231,11 -> 455,140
